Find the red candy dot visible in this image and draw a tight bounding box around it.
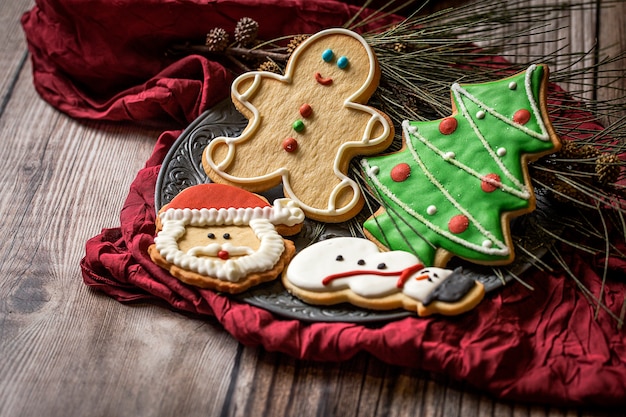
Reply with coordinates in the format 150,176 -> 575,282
439,117 -> 458,135
390,163 -> 411,182
283,137 -> 298,153
481,173 -> 501,193
218,250 -> 230,260
299,103 -> 313,118
448,214 -> 469,234
513,109 -> 531,125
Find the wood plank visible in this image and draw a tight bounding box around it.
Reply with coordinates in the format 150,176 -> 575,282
597,0 -> 626,123
0,60 -> 241,417
0,1 -> 624,416
0,0 -> 31,113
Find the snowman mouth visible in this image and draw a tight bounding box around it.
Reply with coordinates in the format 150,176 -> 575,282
314,72 -> 333,85
322,263 -> 424,288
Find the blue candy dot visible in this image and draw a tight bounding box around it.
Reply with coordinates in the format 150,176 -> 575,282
337,56 -> 349,69
321,49 -> 334,62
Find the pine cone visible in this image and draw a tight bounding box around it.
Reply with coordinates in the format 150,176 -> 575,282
558,140 -> 579,159
287,34 -> 309,55
578,144 -> 601,160
258,60 -> 281,74
393,43 -> 407,53
235,17 -> 259,46
552,181 -> 582,203
206,27 -> 229,52
596,153 -> 621,185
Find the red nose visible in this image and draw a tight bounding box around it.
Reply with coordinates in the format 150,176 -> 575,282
218,250 -> 230,260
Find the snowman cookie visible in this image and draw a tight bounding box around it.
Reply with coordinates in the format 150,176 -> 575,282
148,183 -> 304,294
282,237 -> 485,316
203,28 -> 394,223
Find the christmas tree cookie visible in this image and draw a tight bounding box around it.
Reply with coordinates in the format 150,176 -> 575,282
361,64 -> 561,267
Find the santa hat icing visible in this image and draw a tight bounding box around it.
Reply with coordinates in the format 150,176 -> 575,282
160,184 -> 304,227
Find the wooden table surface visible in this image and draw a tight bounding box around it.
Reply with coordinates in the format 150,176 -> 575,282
1,1 -> 624,416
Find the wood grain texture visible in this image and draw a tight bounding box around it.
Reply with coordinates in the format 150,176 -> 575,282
1,1 -> 624,416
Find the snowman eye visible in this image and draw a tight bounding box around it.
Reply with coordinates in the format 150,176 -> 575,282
357,259 -> 365,266
433,273 -> 439,278
223,233 -> 231,240
335,255 -> 344,261
322,49 -> 334,62
377,263 -> 387,270
337,56 -> 349,69
207,233 -> 215,239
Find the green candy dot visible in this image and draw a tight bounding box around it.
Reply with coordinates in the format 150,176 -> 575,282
293,120 -> 305,132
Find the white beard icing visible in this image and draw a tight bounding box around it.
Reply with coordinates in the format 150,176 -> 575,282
285,237 -> 423,298
154,216 -> 285,282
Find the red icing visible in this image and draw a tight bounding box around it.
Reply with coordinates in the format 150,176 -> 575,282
395,263 -> 425,288
321,263 -> 424,287
299,103 -> 313,118
167,183 -> 269,211
439,117 -> 458,135
448,214 -> 469,234
390,163 -> 411,182
314,72 -> 333,85
513,109 -> 531,125
218,250 -> 230,260
481,173 -> 501,193
283,137 -> 298,153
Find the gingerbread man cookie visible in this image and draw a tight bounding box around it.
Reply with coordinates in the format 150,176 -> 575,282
148,183 -> 304,294
203,28 -> 394,223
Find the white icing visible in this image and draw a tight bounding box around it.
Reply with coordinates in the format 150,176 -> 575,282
482,240 -> 493,248
408,125 -> 418,134
426,205 -> 437,215
204,28 -> 391,219
154,216 -> 285,282
476,110 -> 486,119
368,165 -> 380,176
508,81 -> 517,90
286,237 -> 417,297
159,198 -> 304,227
443,152 -> 455,160
401,267 -> 454,301
497,147 -> 507,157
285,237 -> 454,303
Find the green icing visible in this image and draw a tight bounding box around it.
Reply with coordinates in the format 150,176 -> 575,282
362,65 -> 558,266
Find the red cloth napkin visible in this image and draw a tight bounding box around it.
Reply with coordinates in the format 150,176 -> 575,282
23,0 -> 626,407
21,0 -> 390,125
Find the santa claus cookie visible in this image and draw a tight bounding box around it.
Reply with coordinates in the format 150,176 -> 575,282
148,183 -> 304,294
282,237 -> 485,316
203,28 -> 394,223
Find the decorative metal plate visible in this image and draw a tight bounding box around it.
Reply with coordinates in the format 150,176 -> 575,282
155,99 -> 553,323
